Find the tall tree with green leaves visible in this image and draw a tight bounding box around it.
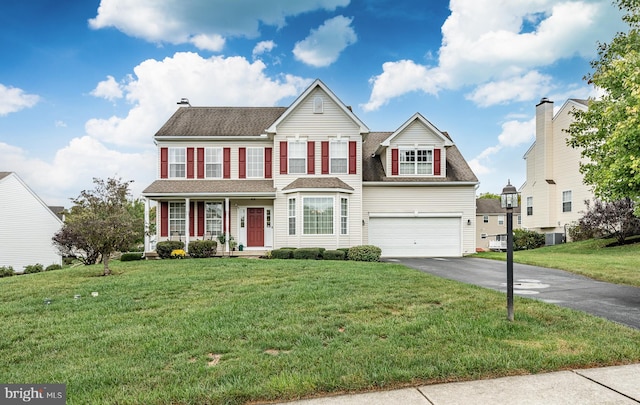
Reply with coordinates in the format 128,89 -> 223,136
567,0 -> 640,210
53,177 -> 143,276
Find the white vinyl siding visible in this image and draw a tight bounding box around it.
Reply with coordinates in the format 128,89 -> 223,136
0,173 -> 63,272
247,147 -> 264,178
205,148 -> 222,178
169,148 -> 186,178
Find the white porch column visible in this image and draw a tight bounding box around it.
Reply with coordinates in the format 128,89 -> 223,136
185,198 -> 190,252
144,198 -> 150,253
225,197 -> 230,253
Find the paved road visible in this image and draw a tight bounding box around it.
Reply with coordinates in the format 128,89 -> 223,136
389,257 -> 640,330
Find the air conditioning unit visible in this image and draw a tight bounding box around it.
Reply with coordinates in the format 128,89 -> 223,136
545,232 -> 564,246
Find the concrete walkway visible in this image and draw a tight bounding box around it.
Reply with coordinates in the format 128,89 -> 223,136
279,363 -> 640,404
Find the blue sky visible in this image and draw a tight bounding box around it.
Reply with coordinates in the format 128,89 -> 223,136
0,0 -> 626,206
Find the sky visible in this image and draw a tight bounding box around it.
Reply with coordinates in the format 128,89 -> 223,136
0,0 -> 627,207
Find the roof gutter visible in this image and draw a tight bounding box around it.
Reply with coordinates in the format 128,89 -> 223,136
142,192 -> 276,199
363,181 -> 479,187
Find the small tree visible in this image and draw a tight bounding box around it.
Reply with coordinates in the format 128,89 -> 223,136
577,198 -> 640,245
52,177 -> 143,275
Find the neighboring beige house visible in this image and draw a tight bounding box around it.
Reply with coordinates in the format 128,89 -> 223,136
142,80 -> 479,258
520,98 -> 594,239
475,199 -> 521,251
0,172 -> 63,272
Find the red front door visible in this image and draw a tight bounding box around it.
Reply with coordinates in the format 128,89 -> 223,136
247,208 -> 264,247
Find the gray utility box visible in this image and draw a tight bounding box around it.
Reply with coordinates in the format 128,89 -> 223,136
545,232 -> 565,246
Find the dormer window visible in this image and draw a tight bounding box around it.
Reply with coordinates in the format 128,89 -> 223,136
399,147 -> 433,175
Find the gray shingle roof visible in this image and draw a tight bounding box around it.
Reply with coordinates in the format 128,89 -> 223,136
363,132 -> 478,183
142,179 -> 275,195
476,198 -> 521,214
0,172 -> 12,180
283,177 -> 354,191
155,107 -> 288,137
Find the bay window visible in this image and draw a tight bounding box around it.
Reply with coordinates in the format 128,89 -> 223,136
303,197 -> 333,235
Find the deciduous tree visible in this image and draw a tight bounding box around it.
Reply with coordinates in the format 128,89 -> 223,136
567,0 -> 640,210
52,177 -> 143,275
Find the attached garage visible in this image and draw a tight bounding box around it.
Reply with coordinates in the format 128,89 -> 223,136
368,215 -> 461,257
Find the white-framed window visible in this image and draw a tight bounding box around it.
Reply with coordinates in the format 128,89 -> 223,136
562,190 -> 572,212
288,198 -> 296,235
526,196 -> 533,216
340,197 -> 348,235
483,215 -> 489,223
169,148 -> 186,178
266,209 -> 271,228
205,148 -> 222,178
169,202 -> 186,236
303,197 -> 334,235
205,202 -> 223,237
399,147 -> 433,175
247,147 -> 264,178
288,141 -> 307,174
481,233 -> 488,239
498,215 -> 504,225
517,215 -> 522,225
330,140 -> 348,174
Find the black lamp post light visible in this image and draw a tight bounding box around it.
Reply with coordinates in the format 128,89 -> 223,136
501,180 -> 518,322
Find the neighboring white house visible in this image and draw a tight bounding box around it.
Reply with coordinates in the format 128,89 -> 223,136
520,98 -> 594,238
0,172 -> 63,272
142,79 -> 479,257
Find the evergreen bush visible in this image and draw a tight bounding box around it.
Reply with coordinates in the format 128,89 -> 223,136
156,241 -> 185,259
270,249 -> 294,259
293,248 -> 323,260
323,250 -> 346,260
347,245 -> 382,262
188,240 -> 217,258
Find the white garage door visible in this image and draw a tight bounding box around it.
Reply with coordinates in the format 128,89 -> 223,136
368,217 -> 461,257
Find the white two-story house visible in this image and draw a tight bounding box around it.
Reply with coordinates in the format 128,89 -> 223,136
520,97 -> 594,238
142,80 -> 478,257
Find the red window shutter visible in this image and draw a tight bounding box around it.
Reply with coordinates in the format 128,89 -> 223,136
197,148 -> 204,178
265,147 -> 272,179
239,147 -> 246,179
279,141 -> 288,174
189,202 -> 195,237
321,141 -> 329,174
160,148 -> 168,179
160,202 -> 168,237
187,148 -> 194,179
307,141 -> 315,174
197,202 -> 204,237
434,148 -> 441,175
223,148 -> 231,179
391,148 -> 399,175
349,141 -> 357,174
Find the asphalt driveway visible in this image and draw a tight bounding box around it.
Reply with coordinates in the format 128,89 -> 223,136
389,257 -> 640,330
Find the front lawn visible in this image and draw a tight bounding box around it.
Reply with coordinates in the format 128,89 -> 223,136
1,258 -> 639,404
475,236 -> 640,287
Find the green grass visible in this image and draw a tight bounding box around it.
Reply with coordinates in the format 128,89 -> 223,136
2,259 -> 640,404
476,236 -> 640,287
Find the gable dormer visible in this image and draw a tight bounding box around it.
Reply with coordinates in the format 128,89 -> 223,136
375,113 -> 453,178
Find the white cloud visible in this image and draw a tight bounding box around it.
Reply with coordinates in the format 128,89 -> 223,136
55,120 -> 67,128
466,71 -> 553,107
0,84 -> 40,116
0,139 -> 154,206
85,52 -> 311,148
253,40 -> 276,59
189,34 -> 225,52
293,15 -> 357,67
90,75 -> 123,101
364,0 -> 625,110
89,0 -> 349,50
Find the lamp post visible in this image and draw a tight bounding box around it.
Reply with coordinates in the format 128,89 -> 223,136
501,180 -> 518,322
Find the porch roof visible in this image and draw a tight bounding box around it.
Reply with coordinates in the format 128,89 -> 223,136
282,177 -> 354,193
142,179 -> 276,198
